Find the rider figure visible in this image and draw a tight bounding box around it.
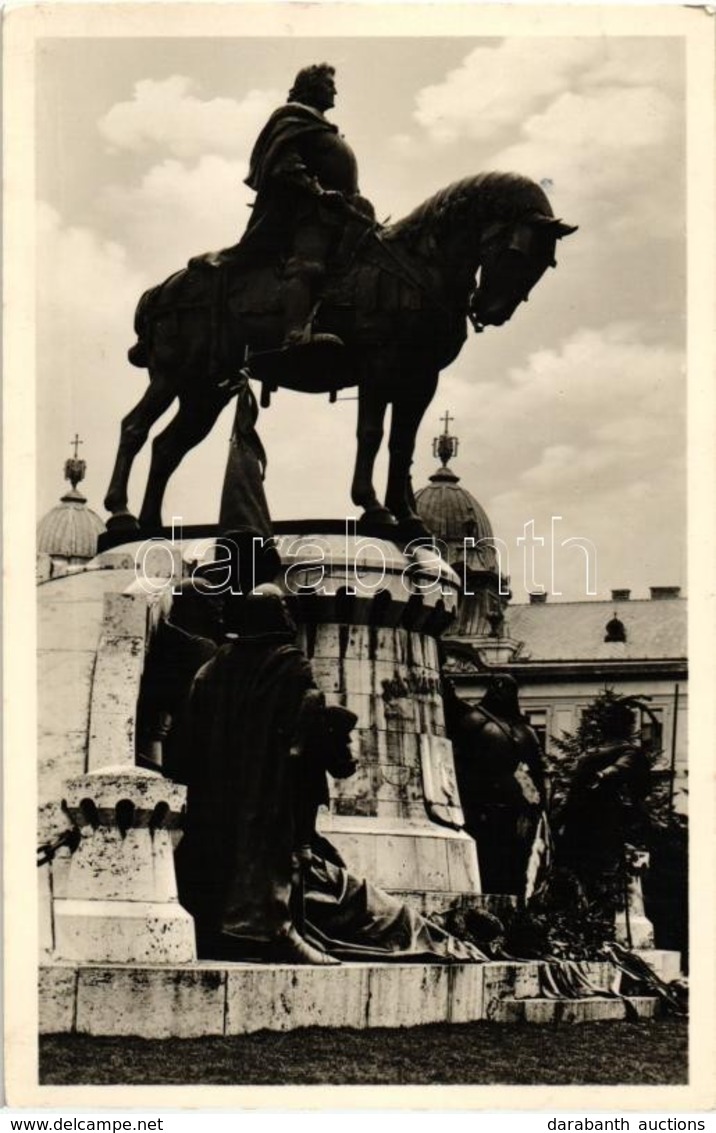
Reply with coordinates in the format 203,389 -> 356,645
239,63 -> 375,348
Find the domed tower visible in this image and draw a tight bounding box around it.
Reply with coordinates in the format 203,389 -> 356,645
415,412 -> 509,639
37,435 -> 106,576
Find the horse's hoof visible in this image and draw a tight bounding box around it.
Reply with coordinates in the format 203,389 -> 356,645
138,516 -> 164,533
105,511 -> 141,533
357,507 -> 399,530
396,516 -> 434,542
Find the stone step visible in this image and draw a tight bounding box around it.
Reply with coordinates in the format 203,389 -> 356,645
491,996 -> 660,1024
40,957 -> 634,1039
633,949 -> 682,982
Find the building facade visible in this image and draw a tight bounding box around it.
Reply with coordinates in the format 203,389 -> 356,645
415,419 -> 688,814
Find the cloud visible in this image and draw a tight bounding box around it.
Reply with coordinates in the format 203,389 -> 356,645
36,203 -> 150,516
412,39 -> 598,145
35,200 -> 364,531
433,321 -> 686,598
36,198 -> 686,599
97,78 -> 281,273
34,43 -> 687,606
475,322 -> 683,470
398,38 -> 683,250
37,201 -> 145,369
411,38 -> 680,147
484,84 -> 681,242
101,154 -> 252,276
98,76 -> 281,160
36,200 -> 244,526
491,450 -> 685,600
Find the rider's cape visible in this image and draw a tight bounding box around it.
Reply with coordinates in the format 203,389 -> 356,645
244,102 -> 337,193
237,102 -> 337,265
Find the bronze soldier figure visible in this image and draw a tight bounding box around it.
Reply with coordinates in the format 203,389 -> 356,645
176,585 -> 486,964
554,699 -> 652,897
446,675 -> 548,897
237,62 -> 375,347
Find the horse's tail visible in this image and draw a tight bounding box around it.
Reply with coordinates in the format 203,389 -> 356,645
128,284 -> 159,369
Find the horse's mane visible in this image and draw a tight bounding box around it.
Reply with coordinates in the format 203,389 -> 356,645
385,172 -> 554,247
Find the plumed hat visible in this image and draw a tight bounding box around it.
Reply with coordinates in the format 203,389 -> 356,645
224,582 -> 297,643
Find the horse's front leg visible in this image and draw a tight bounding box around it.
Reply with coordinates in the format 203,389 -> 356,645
138,386 -> 231,529
351,381 -> 396,526
104,373 -> 177,523
384,370 -> 439,536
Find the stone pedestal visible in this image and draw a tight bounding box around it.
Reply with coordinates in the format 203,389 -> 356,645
276,525 -> 482,903
38,551 -> 197,964
615,847 -> 655,949
41,525 -> 481,970
54,766 -> 195,964
39,958 -> 660,1037
35,527 -> 674,1040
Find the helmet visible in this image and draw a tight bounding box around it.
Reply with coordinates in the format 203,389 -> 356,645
224,583 -> 297,642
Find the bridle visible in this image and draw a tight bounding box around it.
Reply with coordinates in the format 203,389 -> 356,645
468,216 -> 562,333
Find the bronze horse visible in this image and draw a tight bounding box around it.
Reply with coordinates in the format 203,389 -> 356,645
105,172 -> 576,532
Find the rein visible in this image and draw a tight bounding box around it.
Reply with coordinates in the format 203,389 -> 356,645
369,230 -> 458,317
337,193 -> 467,316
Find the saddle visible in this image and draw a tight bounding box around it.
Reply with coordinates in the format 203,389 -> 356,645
186,215 -> 441,321
129,221 -> 452,388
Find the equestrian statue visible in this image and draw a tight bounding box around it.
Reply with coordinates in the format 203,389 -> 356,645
104,63 -> 577,534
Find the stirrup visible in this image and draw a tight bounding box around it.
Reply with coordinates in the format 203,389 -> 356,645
282,329 -> 344,349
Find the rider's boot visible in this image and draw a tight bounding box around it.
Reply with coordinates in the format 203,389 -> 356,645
282,272 -> 343,349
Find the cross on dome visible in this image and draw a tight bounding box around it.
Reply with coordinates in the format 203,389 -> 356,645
64,433 -> 87,492
433,410 -> 459,469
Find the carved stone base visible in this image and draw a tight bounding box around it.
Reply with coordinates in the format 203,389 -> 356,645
615,912 -> 655,950
317,814 -> 480,895
633,948 -> 682,981
615,847 -> 655,949
54,767 -> 195,964
279,525 -> 482,906
39,958 -> 660,1038
54,900 -> 196,965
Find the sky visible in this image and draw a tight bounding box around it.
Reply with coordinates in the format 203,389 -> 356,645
35,32 -> 687,601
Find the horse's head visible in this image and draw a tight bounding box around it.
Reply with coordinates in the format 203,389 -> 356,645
469,215 -> 577,332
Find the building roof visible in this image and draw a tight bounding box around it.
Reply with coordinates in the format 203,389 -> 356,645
415,465 -> 498,572
37,487 -> 106,561
505,598 -> 687,662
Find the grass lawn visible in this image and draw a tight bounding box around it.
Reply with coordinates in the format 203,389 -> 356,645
40,1019 -> 687,1086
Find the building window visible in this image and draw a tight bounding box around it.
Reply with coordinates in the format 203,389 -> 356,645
525,708 -> 548,751
640,706 -> 664,759
604,614 -> 627,643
